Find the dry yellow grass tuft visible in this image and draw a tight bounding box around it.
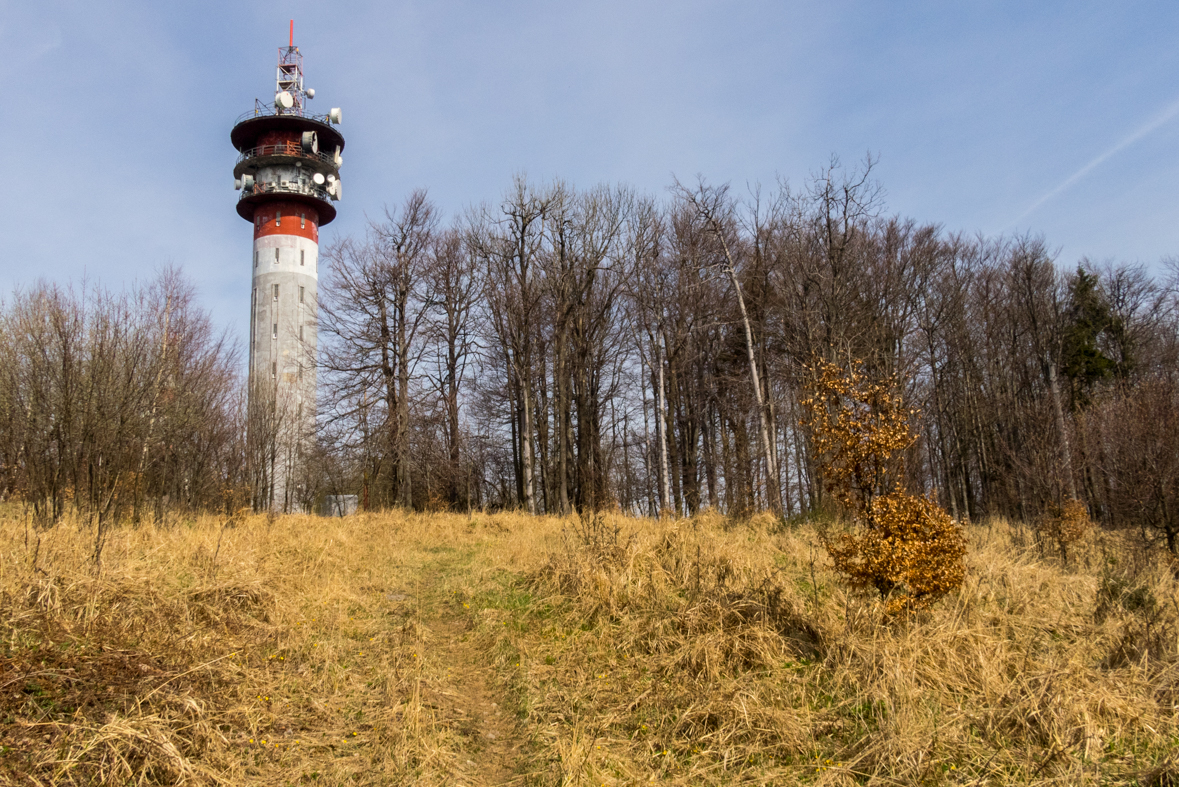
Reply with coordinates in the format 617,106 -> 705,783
1,507 -> 1176,785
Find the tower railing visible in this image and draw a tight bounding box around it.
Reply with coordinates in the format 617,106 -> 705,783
236,143 -> 338,167
238,180 -> 334,203
235,100 -> 335,126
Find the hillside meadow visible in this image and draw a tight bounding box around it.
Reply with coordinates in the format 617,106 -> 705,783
1,507 -> 1176,786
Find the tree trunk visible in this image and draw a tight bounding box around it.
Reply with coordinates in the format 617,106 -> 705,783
713,231 -> 782,514
655,336 -> 672,514
397,293 -> 412,509
556,337 -> 570,515
1046,359 -> 1078,500
520,366 -> 536,515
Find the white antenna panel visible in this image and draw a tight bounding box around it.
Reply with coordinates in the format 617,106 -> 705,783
276,91 -> 294,109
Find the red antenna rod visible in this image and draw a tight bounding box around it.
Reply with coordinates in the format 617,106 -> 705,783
289,20 -> 294,48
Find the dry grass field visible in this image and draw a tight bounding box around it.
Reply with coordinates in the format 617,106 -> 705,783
1,507 -> 1177,785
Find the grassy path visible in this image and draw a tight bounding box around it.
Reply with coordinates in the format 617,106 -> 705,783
405,552 -> 528,786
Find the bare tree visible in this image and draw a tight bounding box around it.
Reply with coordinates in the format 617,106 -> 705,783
469,176 -> 551,514
320,190 -> 436,509
675,178 -> 782,514
0,270 -> 240,547
424,226 -> 480,508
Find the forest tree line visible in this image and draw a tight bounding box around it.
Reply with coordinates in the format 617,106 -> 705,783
0,270 -> 240,527
3,160 -> 1179,553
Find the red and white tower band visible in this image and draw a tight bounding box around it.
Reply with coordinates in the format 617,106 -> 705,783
231,27 -> 344,511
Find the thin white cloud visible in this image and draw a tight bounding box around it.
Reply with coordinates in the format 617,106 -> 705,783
1015,96 -> 1179,223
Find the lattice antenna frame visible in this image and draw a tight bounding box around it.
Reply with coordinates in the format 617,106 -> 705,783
276,48 -> 305,114
274,22 -> 309,116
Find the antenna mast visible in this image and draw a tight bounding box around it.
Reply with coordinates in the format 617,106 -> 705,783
274,24 -> 307,115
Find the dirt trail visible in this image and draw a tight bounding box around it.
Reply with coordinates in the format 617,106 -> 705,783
409,568 -> 527,786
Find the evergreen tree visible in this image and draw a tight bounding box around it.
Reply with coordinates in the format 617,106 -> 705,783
1062,266 -> 1126,409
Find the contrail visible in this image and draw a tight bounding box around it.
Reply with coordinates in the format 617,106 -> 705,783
1014,96 -> 1179,223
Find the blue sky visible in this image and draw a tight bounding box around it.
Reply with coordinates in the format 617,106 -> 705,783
3,1 -> 1178,341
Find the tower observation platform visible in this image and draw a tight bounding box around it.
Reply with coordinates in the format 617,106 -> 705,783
232,25 -> 344,512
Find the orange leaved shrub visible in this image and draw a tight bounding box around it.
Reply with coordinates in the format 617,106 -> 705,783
1036,497 -> 1090,563
803,359 -> 966,613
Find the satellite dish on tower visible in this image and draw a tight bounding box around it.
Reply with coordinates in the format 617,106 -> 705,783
301,131 -> 318,154
276,91 -> 294,109
329,107 -> 342,124
312,172 -> 325,185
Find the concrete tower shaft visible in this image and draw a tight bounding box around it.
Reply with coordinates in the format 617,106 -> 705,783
232,31 -> 343,512
249,200 -> 319,440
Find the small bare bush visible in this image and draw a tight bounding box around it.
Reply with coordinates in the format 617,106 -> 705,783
564,508 -> 630,565
1036,497 -> 1091,563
